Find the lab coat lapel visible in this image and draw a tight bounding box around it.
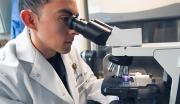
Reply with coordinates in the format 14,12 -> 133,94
62,54 -> 80,104
30,51 -> 74,103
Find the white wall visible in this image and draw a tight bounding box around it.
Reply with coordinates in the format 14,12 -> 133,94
88,0 -> 180,13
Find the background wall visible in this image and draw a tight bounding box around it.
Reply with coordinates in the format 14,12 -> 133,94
0,0 -> 11,35
88,0 -> 180,13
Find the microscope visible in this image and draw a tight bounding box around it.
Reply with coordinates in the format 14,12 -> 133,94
68,16 -> 180,104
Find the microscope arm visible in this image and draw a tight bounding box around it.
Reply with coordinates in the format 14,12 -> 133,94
154,47 -> 180,104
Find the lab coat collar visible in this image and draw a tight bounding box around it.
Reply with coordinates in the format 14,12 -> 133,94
16,27 -> 36,63
15,27 -> 74,103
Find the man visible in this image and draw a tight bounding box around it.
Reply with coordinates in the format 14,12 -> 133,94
0,0 -> 114,104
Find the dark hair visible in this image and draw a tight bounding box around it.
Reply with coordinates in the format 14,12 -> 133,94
23,0 -> 50,14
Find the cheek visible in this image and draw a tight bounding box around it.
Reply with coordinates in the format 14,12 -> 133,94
47,20 -> 68,35
37,20 -> 69,45
50,24 -> 68,43
57,23 -> 69,34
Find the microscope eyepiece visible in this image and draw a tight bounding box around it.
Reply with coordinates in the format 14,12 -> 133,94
68,16 -> 112,46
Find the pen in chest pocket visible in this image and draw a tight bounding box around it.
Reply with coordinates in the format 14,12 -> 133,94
72,63 -> 83,80
72,63 -> 79,78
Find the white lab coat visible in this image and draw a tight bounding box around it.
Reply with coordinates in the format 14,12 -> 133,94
0,27 -> 111,104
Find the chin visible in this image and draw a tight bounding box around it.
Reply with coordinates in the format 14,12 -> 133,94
61,47 -> 71,54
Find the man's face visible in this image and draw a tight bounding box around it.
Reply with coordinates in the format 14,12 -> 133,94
33,0 -> 78,55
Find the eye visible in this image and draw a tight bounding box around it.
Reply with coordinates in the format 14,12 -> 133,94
58,16 -> 70,23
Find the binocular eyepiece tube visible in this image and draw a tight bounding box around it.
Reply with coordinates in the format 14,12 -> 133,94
68,16 -> 112,46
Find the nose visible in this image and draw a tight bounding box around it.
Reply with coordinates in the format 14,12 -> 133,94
69,29 -> 79,36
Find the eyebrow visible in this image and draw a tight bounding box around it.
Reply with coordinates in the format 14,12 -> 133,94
57,8 -> 79,16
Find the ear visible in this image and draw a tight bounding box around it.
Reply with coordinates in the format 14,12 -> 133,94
20,10 -> 37,30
